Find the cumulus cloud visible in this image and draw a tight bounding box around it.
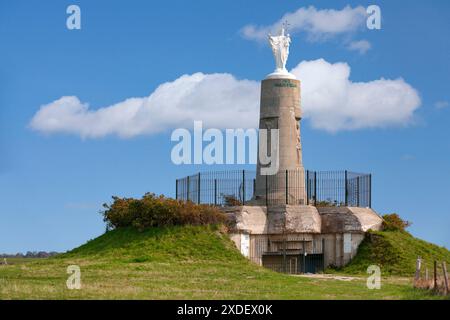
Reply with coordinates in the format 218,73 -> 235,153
30,59 -> 421,138
290,59 -> 421,132
241,5 -> 367,42
347,40 -> 372,54
30,73 -> 260,138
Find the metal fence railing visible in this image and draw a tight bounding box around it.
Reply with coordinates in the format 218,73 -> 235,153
176,170 -> 372,208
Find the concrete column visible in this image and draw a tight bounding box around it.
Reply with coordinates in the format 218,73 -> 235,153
255,78 -> 306,205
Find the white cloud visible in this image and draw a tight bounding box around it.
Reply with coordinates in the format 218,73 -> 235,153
290,59 -> 421,132
434,101 -> 449,109
241,5 -> 367,42
347,40 -> 372,54
30,59 -> 421,138
30,73 -> 260,138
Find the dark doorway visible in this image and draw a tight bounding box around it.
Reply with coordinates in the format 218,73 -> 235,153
262,253 -> 324,274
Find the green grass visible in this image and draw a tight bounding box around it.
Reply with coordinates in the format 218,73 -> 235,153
0,225 -> 447,300
0,258 -> 41,265
336,230 -> 450,276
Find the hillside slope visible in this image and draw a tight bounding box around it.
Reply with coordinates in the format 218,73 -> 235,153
64,224 -> 244,263
340,230 -> 450,275
0,225 -> 447,299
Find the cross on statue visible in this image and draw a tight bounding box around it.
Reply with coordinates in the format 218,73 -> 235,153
282,20 -> 290,34
268,21 -> 292,75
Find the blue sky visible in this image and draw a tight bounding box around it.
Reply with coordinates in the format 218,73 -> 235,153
1,0 -> 449,253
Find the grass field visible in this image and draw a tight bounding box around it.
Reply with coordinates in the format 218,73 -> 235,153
0,225 -> 448,300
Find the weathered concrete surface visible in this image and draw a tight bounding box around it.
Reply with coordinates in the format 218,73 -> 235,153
223,206 -> 268,234
225,205 -> 382,268
223,205 -> 321,234
318,207 -> 383,233
255,78 -> 306,204
268,205 -> 321,233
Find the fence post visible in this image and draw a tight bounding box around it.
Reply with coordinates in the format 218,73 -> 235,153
415,256 -> 422,282
242,170 -> 246,205
434,260 -> 438,290
175,179 -> 178,200
306,170 -> 309,205
187,176 -> 190,202
265,174 -> 268,207
344,170 -> 348,206
285,170 -> 288,205
356,176 -> 360,207
314,171 -> 317,206
369,174 -> 372,208
214,179 -> 217,206
443,262 -> 449,295
197,172 -> 201,204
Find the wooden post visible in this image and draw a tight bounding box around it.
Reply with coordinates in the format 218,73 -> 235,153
415,256 -> 422,282
442,262 -> 449,295
434,260 -> 438,290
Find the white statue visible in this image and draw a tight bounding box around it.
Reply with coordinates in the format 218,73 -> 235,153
267,27 -> 296,79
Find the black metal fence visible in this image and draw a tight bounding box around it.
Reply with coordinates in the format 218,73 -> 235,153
176,170 -> 371,208
306,170 -> 372,207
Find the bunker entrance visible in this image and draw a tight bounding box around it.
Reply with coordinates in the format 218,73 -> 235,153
262,252 -> 324,274
260,237 -> 325,274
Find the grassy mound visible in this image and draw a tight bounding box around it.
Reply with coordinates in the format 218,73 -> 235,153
339,230 -> 450,275
1,225 -> 447,299
62,224 -> 245,263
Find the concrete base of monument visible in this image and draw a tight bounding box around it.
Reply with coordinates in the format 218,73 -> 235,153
223,205 -> 321,234
222,205 -> 383,271
317,206 -> 383,233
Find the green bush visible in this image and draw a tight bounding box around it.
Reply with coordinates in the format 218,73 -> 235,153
314,200 -> 339,207
102,193 -> 228,231
222,194 -> 242,206
382,213 -> 412,232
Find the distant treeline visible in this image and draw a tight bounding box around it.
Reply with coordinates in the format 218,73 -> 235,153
0,251 -> 59,258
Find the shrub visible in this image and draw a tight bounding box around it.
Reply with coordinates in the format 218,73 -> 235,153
314,200 -> 339,207
222,194 -> 242,206
102,193 -> 228,231
382,213 -> 412,232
